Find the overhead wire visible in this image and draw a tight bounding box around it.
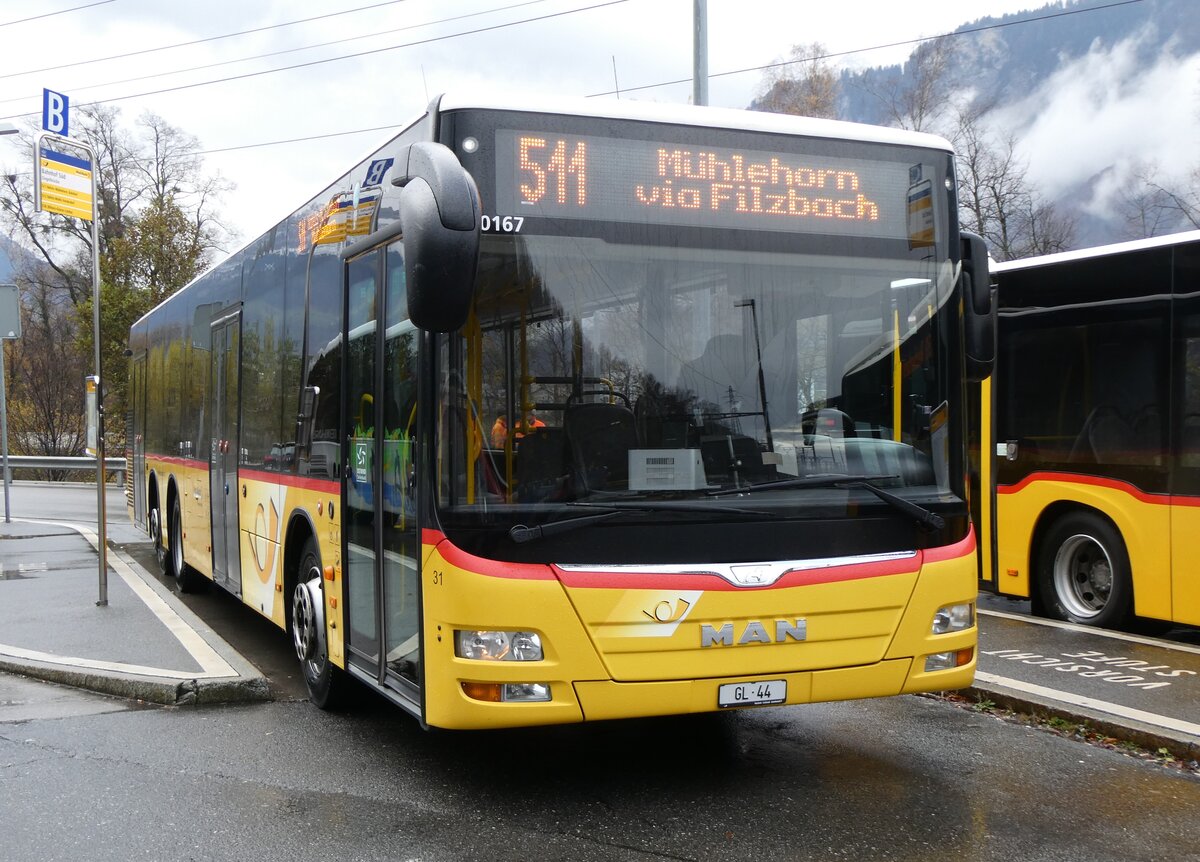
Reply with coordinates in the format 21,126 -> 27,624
0,0 -> 554,106
0,0 -> 629,121
0,0 -> 1148,166
0,0 -> 114,29
0,0 -> 412,80
584,0 -> 1147,97
188,0 -> 1149,157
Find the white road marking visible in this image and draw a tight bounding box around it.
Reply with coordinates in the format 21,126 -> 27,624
975,670 -> 1200,738
979,608 -> 1200,655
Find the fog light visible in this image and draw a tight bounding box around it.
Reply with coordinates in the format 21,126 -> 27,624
932,603 -> 974,634
502,682 -> 551,702
925,647 -> 974,672
460,682 -> 551,703
455,630 -> 544,661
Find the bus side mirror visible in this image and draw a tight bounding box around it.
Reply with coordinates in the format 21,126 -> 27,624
961,231 -> 995,383
393,142 -> 481,333
297,385 -> 319,454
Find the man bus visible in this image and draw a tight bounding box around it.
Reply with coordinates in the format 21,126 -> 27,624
972,230 -> 1200,631
128,94 -> 991,729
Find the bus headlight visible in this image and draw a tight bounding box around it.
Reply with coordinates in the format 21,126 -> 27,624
931,603 -> 974,634
455,630 -> 544,661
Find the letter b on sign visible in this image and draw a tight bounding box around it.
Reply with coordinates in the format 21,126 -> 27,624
42,89 -> 69,137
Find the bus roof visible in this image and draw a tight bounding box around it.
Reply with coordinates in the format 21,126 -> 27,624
992,229 -> 1200,274
437,92 -> 954,153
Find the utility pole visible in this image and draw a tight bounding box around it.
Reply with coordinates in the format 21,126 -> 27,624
693,0 -> 708,106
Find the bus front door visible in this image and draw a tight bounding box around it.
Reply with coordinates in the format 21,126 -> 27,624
343,245 -> 422,706
209,311 -> 242,595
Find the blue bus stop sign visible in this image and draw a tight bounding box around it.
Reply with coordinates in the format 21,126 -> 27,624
42,89 -> 69,137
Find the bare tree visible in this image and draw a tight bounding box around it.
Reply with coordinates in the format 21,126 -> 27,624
752,42 -> 841,119
859,35 -> 959,132
5,279 -> 88,470
0,106 -> 233,459
1115,160 -> 1200,238
952,106 -> 1074,260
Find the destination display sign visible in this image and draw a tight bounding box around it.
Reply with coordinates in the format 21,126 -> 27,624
494,129 -> 923,239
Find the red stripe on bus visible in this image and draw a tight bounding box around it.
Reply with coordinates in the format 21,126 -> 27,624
431,537 -> 558,581
996,471 -> 1200,506
146,454 -> 207,469
921,526 -> 976,564
239,468 -> 339,494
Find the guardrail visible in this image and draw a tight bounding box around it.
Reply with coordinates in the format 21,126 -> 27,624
0,455 -> 126,483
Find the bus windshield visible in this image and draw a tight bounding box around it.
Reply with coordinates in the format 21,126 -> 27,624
436,228 -> 959,539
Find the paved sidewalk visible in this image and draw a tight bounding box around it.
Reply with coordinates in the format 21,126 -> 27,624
0,518 -> 269,705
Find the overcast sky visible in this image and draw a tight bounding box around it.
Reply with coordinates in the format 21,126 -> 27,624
0,0 -> 1145,247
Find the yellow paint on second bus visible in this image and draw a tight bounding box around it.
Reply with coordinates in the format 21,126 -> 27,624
995,476 -> 1172,620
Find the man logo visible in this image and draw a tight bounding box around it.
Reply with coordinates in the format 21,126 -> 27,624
701,619 -> 807,647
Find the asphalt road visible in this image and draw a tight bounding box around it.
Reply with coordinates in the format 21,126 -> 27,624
3,482 -> 1199,861
3,676 -> 1199,861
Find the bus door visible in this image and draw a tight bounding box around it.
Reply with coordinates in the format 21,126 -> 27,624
130,351 -> 147,529
209,310 -> 242,595
343,244 -> 422,701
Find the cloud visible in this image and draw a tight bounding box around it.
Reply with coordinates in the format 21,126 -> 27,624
997,25 -> 1200,222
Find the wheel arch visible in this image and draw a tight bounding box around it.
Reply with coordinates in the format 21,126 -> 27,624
282,509 -> 319,631
1028,501 -> 1120,612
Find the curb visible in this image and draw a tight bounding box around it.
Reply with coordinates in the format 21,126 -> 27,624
1,520 -> 272,707
962,682 -> 1200,762
0,655 -> 270,706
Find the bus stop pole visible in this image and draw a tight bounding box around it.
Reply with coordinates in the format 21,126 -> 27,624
91,183 -> 107,607
0,337 -> 10,523
33,128 -> 106,603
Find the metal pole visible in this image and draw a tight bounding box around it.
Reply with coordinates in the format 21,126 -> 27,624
693,0 -> 708,106
91,164 -> 107,607
33,130 -> 107,602
0,339 -> 9,523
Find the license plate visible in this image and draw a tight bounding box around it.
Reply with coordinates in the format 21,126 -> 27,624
718,679 -> 787,708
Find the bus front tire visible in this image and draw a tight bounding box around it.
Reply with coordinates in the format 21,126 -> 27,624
1036,511 -> 1132,628
292,537 -> 348,709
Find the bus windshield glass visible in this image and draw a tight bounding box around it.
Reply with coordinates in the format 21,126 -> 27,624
436,115 -> 958,547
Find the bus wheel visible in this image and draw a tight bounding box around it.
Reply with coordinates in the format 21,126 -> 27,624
150,505 -> 168,575
292,537 -> 347,709
1037,512 -> 1132,628
170,497 -> 206,593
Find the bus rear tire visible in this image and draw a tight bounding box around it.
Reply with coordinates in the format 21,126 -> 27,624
170,496 -> 206,593
1036,511 -> 1132,628
150,503 -> 168,575
292,537 -> 348,709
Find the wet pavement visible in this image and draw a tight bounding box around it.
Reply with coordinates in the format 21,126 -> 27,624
0,486 -> 1195,759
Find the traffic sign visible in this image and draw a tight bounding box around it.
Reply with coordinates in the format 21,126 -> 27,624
37,145 -> 93,221
42,89 -> 69,137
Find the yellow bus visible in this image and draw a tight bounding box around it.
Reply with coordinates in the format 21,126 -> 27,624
972,230 -> 1200,630
128,94 -> 991,729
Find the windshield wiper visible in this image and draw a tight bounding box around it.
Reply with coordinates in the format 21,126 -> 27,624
510,509 -> 636,544
509,500 -> 774,544
707,473 -> 945,532
842,480 -> 945,532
